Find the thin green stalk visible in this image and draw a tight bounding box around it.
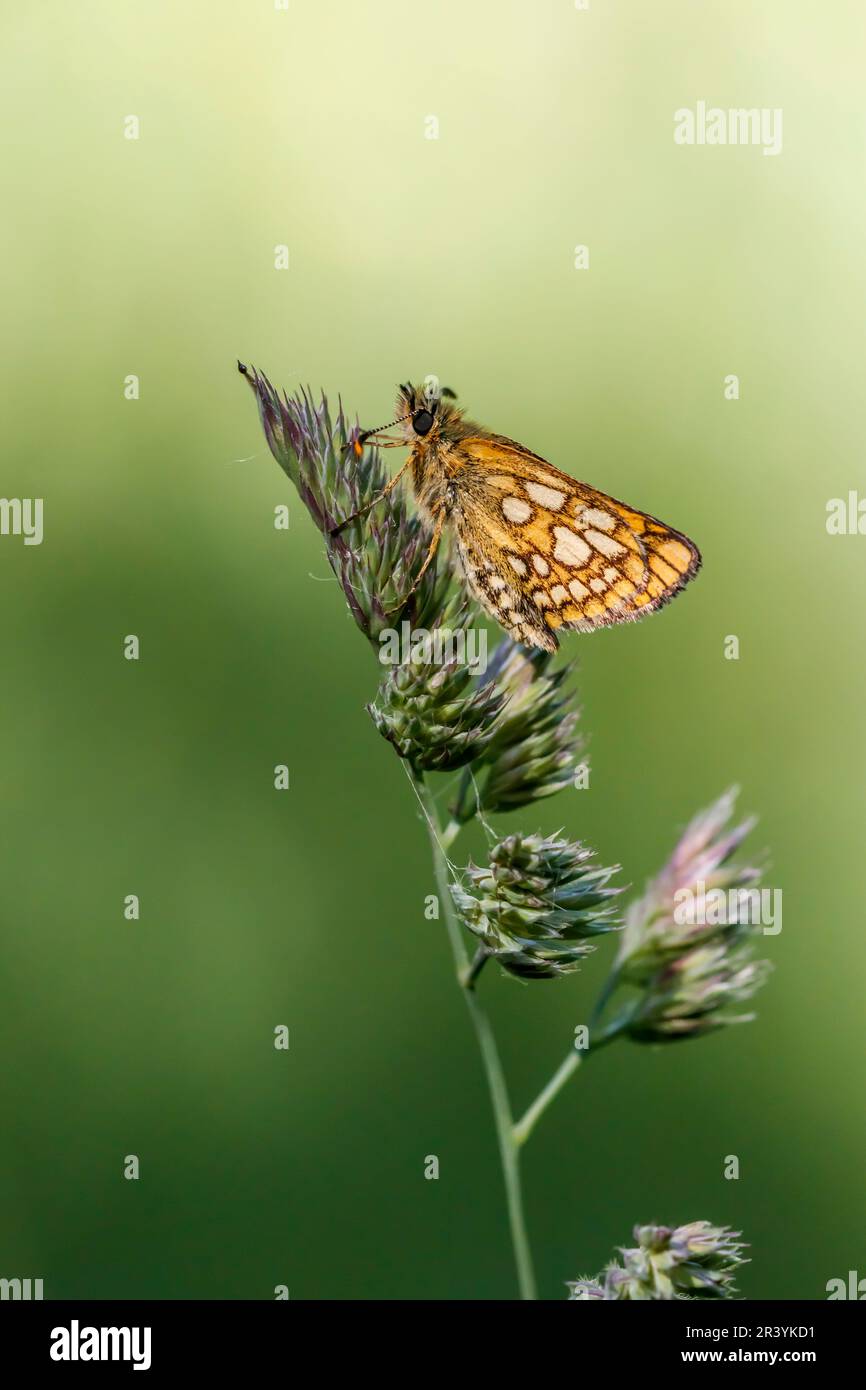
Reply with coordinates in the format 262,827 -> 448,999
590,964 -> 621,1030
513,1051 -> 582,1148
513,1014 -> 631,1147
462,990 -> 536,1300
412,770 -> 538,1301
440,817 -> 462,852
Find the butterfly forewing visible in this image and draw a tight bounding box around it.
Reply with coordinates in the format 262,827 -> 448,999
448,436 -> 701,651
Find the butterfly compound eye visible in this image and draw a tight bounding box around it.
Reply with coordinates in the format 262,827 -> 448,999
412,409 -> 434,436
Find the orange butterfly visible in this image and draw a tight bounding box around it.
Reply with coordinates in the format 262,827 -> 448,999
332,381 -> 701,652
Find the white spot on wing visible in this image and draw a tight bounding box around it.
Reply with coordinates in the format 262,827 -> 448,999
590,577 -> 606,593
532,554 -> 549,577
550,584 -> 569,605
502,496 -> 532,524
569,578 -> 590,600
582,508 -> 616,531
507,555 -> 528,576
585,528 -> 625,559
553,526 -> 592,566
526,482 -> 566,510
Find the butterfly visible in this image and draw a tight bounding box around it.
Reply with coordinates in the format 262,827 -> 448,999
332,380 -> 701,652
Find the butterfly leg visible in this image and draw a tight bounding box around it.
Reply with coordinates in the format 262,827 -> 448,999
383,507 -> 445,615
329,457 -> 412,537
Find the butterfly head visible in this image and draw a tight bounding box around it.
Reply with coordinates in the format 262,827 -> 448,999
394,378 -> 459,444
350,378 -> 460,453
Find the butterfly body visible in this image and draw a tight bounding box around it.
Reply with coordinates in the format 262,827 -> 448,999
350,382 -> 702,653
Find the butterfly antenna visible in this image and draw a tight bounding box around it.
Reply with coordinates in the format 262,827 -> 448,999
341,412 -> 412,455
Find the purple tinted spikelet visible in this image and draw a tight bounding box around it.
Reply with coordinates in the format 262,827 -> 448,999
240,364 -> 454,644
615,788 -> 772,1041
568,1220 -> 748,1300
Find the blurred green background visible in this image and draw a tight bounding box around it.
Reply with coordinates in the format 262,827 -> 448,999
1,0 -> 864,1300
